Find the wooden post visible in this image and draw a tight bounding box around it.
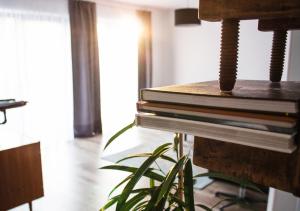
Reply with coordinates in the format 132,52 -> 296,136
178,133 -> 184,200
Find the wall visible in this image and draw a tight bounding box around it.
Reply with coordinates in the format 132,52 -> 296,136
151,9 -> 174,87
171,15 -> 290,84
288,31 -> 300,81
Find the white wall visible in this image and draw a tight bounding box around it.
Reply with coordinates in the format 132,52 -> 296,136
151,9 -> 174,87
171,16 -> 289,84
173,20 -> 221,84
288,31 -> 300,81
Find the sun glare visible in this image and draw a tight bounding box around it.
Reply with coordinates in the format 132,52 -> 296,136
98,13 -> 142,136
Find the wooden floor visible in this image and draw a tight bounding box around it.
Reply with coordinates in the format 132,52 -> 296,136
8,129 -> 268,211
195,181 -> 267,211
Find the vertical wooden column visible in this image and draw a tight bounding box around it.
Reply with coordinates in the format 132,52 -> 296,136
178,133 -> 184,200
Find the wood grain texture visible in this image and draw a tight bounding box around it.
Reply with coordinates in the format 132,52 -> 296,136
0,142 -> 44,210
258,18 -> 300,31
193,136 -> 300,196
199,0 -> 300,21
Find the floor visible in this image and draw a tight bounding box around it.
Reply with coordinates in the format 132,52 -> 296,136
8,128 -> 267,211
195,181 -> 267,211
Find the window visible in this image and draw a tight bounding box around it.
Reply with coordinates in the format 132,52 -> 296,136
0,9 -> 73,143
97,6 -> 141,136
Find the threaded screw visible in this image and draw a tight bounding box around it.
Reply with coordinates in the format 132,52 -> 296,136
219,19 -> 240,92
270,30 -> 287,82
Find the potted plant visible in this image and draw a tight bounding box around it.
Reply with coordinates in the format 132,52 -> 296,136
100,122 -> 264,211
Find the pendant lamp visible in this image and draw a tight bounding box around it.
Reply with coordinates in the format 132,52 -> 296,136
175,8 -> 201,26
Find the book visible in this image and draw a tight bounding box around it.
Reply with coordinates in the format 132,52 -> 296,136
136,113 -> 297,153
137,101 -> 297,130
140,80 -> 300,114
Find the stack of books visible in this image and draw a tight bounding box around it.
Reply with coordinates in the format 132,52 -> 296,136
136,80 -> 300,153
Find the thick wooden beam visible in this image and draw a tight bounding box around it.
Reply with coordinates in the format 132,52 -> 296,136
199,0 -> 300,22
258,18 -> 300,31
0,142 -> 44,210
193,136 -> 300,196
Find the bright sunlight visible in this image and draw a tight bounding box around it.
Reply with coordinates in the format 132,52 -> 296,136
98,11 -> 143,137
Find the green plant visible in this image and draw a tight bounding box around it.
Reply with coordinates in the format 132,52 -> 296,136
100,122 -> 264,211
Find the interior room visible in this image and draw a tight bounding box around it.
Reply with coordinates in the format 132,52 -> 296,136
0,0 -> 300,210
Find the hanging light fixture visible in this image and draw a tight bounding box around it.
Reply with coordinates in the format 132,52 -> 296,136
175,0 -> 201,26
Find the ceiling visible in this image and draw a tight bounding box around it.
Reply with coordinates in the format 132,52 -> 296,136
112,0 -> 199,9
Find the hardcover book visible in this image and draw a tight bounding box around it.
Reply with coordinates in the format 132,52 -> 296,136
136,113 -> 297,153
140,80 -> 300,114
137,101 -> 297,129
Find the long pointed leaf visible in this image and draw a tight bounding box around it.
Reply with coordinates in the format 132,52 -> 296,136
104,121 -> 135,150
184,159 -> 195,211
116,143 -> 173,210
133,200 -> 149,211
131,187 -> 157,193
144,185 -> 163,211
170,195 -> 186,207
109,175 -> 132,197
123,191 -> 149,210
100,195 -> 120,210
117,153 -> 176,164
193,172 -> 263,193
100,165 -> 165,181
155,156 -> 188,205
150,178 -> 155,188
174,206 -> 184,211
101,188 -> 154,211
156,196 -> 168,211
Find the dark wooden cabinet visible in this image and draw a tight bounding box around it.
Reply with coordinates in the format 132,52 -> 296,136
0,142 -> 44,210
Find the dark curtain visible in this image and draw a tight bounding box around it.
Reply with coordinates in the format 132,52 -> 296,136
69,0 -> 102,137
137,10 -> 153,98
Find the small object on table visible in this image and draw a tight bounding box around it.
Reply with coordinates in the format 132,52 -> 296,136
0,99 -> 27,124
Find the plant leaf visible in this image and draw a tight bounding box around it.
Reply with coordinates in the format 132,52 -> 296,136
101,188 -> 154,211
144,185 -> 163,211
104,121 -> 135,150
193,172 -> 263,193
184,159 -> 195,211
133,200 -> 149,211
156,196 -> 168,211
116,153 -> 176,164
150,178 -> 155,188
99,195 -> 120,211
116,143 -> 173,210
174,206 -> 185,211
108,175 -> 132,197
170,195 -> 186,207
155,155 -> 188,206
123,191 -> 149,210
100,165 -> 165,182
